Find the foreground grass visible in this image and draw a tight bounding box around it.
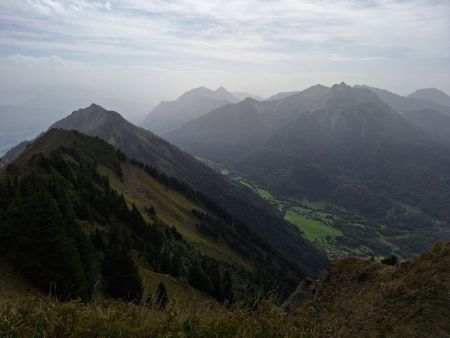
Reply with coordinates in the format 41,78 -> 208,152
0,299 -> 319,338
1,243 -> 448,337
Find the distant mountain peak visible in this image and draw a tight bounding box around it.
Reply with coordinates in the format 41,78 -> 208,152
73,103 -> 117,117
50,104 -> 126,135
311,84 -> 328,89
331,81 -> 351,90
87,103 -> 103,110
328,82 -> 369,96
410,87 -> 448,95
240,96 -> 259,104
215,86 -> 228,92
408,88 -> 450,107
357,85 -> 450,116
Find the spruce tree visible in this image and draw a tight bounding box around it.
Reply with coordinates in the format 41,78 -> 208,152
156,282 -> 169,310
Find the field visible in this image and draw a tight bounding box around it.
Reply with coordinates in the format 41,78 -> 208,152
285,209 -> 342,242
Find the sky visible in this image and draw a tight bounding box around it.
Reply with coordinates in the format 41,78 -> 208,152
0,0 -> 449,120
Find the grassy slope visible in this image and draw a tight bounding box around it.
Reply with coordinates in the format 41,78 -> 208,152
98,163 -> 250,268
1,243 -> 448,337
0,260 -> 44,305
0,130 -> 236,311
296,241 -> 450,337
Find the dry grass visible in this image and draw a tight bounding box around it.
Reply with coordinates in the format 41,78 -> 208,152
0,298 -> 320,338
1,243 -> 448,337
295,241 -> 450,337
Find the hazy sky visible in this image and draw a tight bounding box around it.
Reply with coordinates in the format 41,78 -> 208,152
0,0 -> 449,120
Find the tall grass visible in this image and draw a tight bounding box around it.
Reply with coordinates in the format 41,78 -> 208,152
0,298 -> 320,337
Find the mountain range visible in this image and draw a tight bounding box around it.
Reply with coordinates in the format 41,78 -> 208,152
1,82 -> 449,336
164,83 -> 450,258
140,87 -> 261,135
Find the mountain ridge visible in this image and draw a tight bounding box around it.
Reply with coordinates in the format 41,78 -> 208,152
165,83 -> 450,258
48,104 -> 327,275
140,86 -> 239,135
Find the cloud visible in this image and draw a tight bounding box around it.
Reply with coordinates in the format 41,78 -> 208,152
330,55 -> 385,62
0,0 -> 448,109
0,0 -> 448,65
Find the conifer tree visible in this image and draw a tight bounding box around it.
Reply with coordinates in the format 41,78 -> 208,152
156,282 -> 169,310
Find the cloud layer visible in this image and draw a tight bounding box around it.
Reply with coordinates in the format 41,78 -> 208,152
0,0 -> 449,117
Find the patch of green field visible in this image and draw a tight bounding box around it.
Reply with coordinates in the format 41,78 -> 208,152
285,209 -> 343,242
235,178 -> 285,210
302,199 -> 327,210
256,187 -> 275,201
236,178 -> 253,190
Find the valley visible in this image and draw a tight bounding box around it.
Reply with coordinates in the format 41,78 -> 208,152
206,159 -> 446,260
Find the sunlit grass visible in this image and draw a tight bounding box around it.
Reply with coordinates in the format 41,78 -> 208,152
285,209 -> 343,242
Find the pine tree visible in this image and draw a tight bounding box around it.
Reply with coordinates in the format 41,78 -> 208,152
102,229 -> 143,302
223,270 -> 234,305
170,254 -> 182,278
210,264 -> 224,301
102,250 -> 143,302
381,254 -> 399,266
156,282 -> 169,310
188,261 -> 213,294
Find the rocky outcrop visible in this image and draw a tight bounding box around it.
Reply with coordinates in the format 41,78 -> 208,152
282,277 -> 322,310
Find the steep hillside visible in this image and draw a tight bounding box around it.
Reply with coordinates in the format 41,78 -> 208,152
141,87 -> 239,135
0,129 -> 305,303
234,148 -> 339,198
166,98 -> 272,163
283,241 -> 450,337
262,84 -> 450,212
49,104 -> 326,275
402,108 -> 450,146
0,140 -> 30,166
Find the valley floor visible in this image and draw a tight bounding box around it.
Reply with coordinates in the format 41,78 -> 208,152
203,159 -> 450,260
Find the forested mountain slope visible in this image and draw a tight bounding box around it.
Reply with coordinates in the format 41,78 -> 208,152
0,129 -> 304,303
49,104 -> 327,275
